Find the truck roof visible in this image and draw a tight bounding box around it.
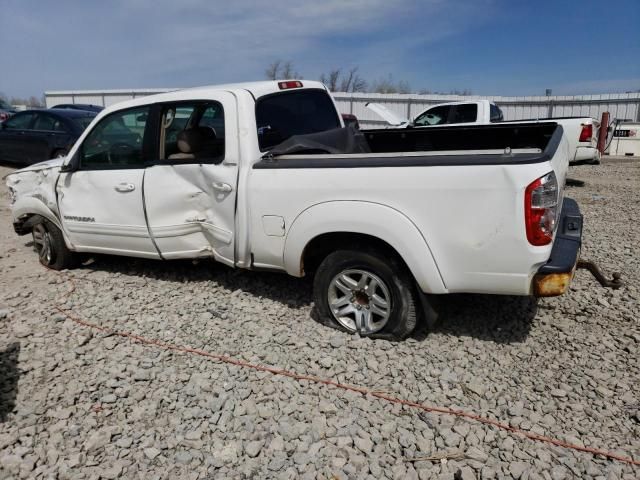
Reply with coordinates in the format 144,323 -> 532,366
98,80 -> 329,115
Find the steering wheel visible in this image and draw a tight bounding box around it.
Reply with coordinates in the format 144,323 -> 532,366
108,142 -> 134,164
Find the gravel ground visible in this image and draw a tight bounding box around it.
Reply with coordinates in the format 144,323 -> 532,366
0,158 -> 638,480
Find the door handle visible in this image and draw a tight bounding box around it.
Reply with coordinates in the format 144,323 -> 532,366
114,182 -> 135,193
212,182 -> 232,193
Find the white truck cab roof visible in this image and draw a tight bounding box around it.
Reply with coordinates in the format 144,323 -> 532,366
97,80 -> 329,117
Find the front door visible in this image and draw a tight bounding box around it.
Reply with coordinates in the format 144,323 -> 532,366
143,96 -> 238,265
58,105 -> 159,258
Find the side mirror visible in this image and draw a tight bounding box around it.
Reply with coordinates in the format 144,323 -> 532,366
60,151 -> 80,173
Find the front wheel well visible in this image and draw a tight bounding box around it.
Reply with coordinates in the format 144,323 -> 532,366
301,232 -> 408,277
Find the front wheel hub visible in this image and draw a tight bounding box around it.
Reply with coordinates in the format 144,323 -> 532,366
32,223 -> 52,264
328,269 -> 391,335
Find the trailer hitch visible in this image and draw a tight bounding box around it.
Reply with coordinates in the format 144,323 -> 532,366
577,259 -> 623,289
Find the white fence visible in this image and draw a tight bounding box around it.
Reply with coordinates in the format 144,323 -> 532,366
333,92 -> 640,128
45,89 -> 640,129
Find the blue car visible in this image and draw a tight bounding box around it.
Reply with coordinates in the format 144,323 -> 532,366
0,109 -> 96,164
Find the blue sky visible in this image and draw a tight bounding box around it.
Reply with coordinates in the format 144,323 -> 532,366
1,0 -> 638,98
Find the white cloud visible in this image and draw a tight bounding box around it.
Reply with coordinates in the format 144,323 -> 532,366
0,0 -> 491,95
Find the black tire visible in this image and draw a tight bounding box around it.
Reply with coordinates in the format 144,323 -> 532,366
313,247 -> 418,340
32,218 -> 77,270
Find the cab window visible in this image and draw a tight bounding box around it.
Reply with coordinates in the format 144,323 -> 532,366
80,106 -> 149,169
450,104 -> 477,124
159,102 -> 225,163
414,105 -> 451,126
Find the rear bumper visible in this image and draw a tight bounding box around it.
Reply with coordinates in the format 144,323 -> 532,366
571,146 -> 600,165
532,197 -> 582,296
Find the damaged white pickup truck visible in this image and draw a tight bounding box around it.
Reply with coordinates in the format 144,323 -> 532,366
6,80 -> 621,340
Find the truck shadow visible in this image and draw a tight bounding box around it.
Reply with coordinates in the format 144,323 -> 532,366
0,342 -> 20,422
78,255 -> 314,309
413,294 -> 538,344
77,255 -> 537,344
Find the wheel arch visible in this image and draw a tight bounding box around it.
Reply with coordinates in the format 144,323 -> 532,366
283,201 -> 447,294
12,197 -> 74,249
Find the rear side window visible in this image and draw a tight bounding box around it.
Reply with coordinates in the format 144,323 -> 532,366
450,104 -> 478,124
490,104 -> 504,123
80,106 -> 149,169
256,89 -> 340,151
413,105 -> 451,126
4,112 -> 35,130
159,102 -> 225,163
34,114 -> 67,132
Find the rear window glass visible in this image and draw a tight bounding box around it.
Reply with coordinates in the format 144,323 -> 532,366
490,104 -> 504,123
256,89 -> 340,151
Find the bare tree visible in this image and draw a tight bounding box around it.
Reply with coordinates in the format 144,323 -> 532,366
319,69 -> 341,91
265,60 -> 301,80
265,60 -> 282,80
339,67 -> 367,93
371,75 -> 411,94
319,67 -> 367,92
448,88 -> 473,96
9,96 -> 44,107
280,61 -> 301,79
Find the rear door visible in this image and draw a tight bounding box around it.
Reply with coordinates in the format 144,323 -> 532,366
31,113 -> 71,161
143,94 -> 238,265
57,105 -> 159,257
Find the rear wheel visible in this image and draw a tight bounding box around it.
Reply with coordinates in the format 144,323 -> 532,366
313,248 -> 418,340
32,218 -> 76,270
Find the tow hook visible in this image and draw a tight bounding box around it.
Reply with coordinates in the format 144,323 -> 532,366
577,259 -> 623,289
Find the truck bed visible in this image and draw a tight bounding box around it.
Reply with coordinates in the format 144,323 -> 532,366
257,122 -> 562,168
362,122 -> 557,154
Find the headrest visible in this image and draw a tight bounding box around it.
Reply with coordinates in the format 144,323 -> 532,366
176,127 -> 217,154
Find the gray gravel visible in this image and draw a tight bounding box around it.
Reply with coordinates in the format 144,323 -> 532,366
1,158 -> 639,479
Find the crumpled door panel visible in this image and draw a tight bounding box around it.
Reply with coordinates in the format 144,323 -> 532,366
143,163 -> 237,264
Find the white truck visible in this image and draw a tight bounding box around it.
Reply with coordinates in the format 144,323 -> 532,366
367,99 -> 601,165
6,80 -> 620,340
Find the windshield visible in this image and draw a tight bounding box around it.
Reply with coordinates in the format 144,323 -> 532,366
0,99 -> 11,109
73,115 -> 96,131
256,89 -> 340,151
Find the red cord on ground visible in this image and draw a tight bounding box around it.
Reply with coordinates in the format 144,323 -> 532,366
52,274 -> 639,467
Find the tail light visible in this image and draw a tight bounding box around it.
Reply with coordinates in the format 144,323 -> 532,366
278,81 -> 303,90
579,123 -> 592,142
524,172 -> 559,246
0,112 -> 8,122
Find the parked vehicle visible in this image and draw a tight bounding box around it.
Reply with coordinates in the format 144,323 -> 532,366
368,99 -> 601,164
341,113 -> 360,129
0,98 -> 17,123
0,109 -> 96,164
6,80 -> 619,340
51,104 -> 104,113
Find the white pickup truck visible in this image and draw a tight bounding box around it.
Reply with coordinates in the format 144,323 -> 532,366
368,99 -> 601,165
6,80 -> 619,340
